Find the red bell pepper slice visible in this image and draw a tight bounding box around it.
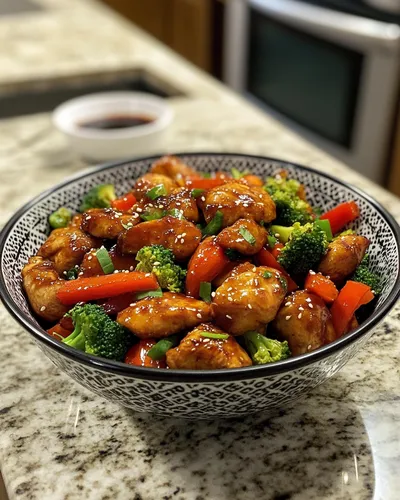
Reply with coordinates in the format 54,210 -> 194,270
255,247 -> 298,293
304,271 -> 339,304
330,280 -> 374,337
185,177 -> 226,190
125,340 -> 166,368
271,242 -> 284,260
320,201 -> 360,235
186,237 -> 230,298
56,272 -> 159,305
111,193 -> 136,212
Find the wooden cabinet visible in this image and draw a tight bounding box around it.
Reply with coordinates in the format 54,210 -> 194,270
101,0 -> 213,72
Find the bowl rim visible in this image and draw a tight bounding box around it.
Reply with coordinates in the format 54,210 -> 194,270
52,91 -> 174,139
1,152 -> 399,383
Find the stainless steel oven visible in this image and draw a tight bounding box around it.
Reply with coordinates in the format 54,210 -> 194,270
223,0 -> 400,183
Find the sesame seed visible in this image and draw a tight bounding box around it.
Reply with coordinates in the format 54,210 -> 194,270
136,207 -> 143,213
309,303 -> 313,309
227,287 -> 233,291
307,344 -> 312,351
86,215 -> 91,220
326,275 -> 331,279
40,306 -> 46,312
299,306 -> 304,311
228,297 -> 233,302
114,270 -> 119,274
226,315 -> 232,319
129,266 -> 134,271
201,196 -> 206,202
285,302 -> 291,306
285,315 -> 291,320
158,205 -> 164,209
252,267 -> 256,272
88,255 -> 93,261
181,239 -> 184,244
153,261 -> 160,266
196,313 -> 202,319
181,233 -> 186,237
63,271 -> 67,275
309,270 -> 316,275
274,233 -> 280,238
298,313 -> 302,319
248,304 -> 252,309
211,292 -> 216,298
305,297 -> 311,302
145,273 -> 151,277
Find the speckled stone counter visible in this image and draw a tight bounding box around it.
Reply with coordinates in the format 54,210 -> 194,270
1,1 -> 400,499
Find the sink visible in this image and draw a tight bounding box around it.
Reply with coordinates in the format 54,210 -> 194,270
0,0 -> 42,16
0,69 -> 184,119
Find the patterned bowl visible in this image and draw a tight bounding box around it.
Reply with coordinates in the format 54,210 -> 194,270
0,153 -> 399,419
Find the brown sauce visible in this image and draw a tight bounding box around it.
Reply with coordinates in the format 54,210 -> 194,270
79,114 -> 155,130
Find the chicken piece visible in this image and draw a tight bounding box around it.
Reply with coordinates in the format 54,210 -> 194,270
212,266 -> 287,335
212,260 -> 253,287
318,234 -> 369,283
79,245 -> 137,278
132,173 -> 178,201
117,292 -> 212,339
38,223 -> 100,275
198,181 -> 276,227
150,155 -> 198,182
166,323 -> 252,369
70,214 -> 84,228
272,290 -> 336,356
216,219 -> 268,255
159,188 -> 199,223
118,215 -> 201,260
81,208 -> 140,239
22,256 -> 69,322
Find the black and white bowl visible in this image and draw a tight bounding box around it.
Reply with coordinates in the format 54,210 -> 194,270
1,153 -> 399,419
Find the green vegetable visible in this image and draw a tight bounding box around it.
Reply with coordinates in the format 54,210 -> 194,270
65,267 -> 79,280
277,222 -> 328,275
141,209 -> 164,222
239,226 -> 256,246
200,332 -> 229,340
79,184 -> 116,212
146,184 -> 167,200
96,247 -> 114,275
352,254 -> 382,294
202,172 -> 211,179
147,335 -> 179,360
49,207 -> 72,229
168,208 -> 185,220
267,234 -> 277,248
263,271 -> 273,279
121,221 -> 135,230
314,219 -> 333,242
264,175 -> 301,197
231,167 -> 249,179
135,288 -> 163,300
270,225 -> 293,244
334,228 -> 356,239
244,331 -> 291,364
202,211 -> 223,237
135,245 -> 186,293
224,248 -> 242,261
199,282 -> 212,303
63,304 -> 131,361
191,189 -> 205,198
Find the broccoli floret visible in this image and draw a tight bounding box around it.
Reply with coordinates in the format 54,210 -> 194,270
49,207 -> 72,229
352,254 -> 382,294
277,222 -> 328,275
334,228 -> 355,239
244,331 -> 291,364
135,245 -> 186,293
63,304 -> 131,361
264,176 -> 301,197
271,191 -> 313,226
79,184 -> 116,212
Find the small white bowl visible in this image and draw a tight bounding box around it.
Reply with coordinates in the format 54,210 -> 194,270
52,92 -> 174,162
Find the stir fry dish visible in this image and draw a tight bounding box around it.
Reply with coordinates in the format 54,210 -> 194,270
21,155 -> 381,370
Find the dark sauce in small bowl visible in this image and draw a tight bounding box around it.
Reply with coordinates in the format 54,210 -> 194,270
79,114 -> 155,130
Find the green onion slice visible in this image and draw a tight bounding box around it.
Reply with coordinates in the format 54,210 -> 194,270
315,219 -> 333,242
263,271 -> 273,279
168,208 -> 185,220
202,172 -> 212,179
146,184 -> 167,200
231,167 -> 249,179
200,332 -> 229,340
191,188 -> 205,198
147,335 -> 179,360
267,235 -> 277,248
202,211 -> 223,237
239,226 -> 256,245
140,209 -> 164,222
136,288 -> 163,300
121,221 -> 134,230
199,282 -> 212,303
96,247 -> 114,275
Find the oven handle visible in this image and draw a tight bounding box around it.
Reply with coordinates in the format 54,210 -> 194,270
250,0 -> 400,50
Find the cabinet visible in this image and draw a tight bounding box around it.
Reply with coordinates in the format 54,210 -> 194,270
102,0 -> 214,72
387,107 -> 400,197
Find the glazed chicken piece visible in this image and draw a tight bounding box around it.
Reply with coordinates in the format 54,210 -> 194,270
132,173 -> 178,201
198,181 -> 276,227
81,208 -> 140,239
212,261 -> 253,287
37,223 -> 100,275
79,245 -> 137,278
216,218 -> 268,255
117,292 -> 212,339
157,187 -> 199,223
166,323 -> 252,369
212,266 -> 287,335
22,256 -> 69,322
318,234 -> 369,283
272,290 -> 336,356
118,215 -> 201,260
150,155 -> 198,182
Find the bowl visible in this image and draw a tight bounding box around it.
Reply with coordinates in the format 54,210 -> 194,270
0,153 -> 399,419
52,92 -> 174,161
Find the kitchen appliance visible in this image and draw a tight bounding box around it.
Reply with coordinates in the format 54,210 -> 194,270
223,0 -> 400,183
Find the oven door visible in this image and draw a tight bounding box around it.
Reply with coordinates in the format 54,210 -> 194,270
223,0 -> 400,183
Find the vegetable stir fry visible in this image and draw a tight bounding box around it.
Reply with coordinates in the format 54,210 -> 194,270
21,155 -> 381,369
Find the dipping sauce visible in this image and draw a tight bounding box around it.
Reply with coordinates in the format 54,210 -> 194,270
79,114 -> 155,130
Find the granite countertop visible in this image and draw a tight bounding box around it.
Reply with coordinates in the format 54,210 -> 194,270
1,1 -> 400,499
